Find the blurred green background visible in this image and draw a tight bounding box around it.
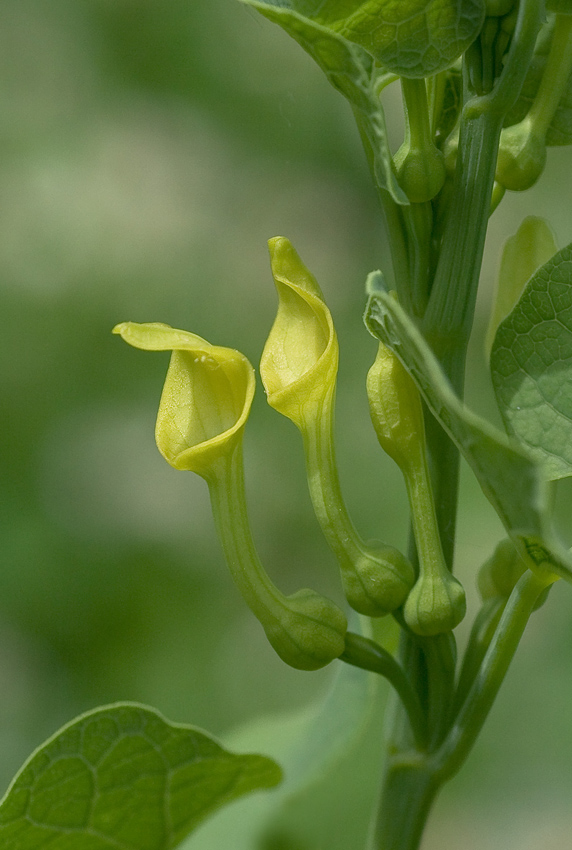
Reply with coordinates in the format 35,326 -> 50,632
2,1 -> 572,847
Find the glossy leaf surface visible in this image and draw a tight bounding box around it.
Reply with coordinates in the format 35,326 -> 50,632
0,703 -> 281,849
365,276 -> 571,583
325,0 -> 485,78
243,0 -> 484,77
491,243 -> 572,481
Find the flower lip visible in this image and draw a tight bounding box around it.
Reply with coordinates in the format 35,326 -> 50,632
113,321 -> 255,475
260,237 -> 338,426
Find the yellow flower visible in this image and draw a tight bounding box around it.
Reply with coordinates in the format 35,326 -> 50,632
112,322 -> 254,480
114,319 -> 346,668
261,237 -> 338,429
261,239 -> 414,617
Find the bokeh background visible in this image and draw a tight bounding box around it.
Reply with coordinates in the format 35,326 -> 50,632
1,1 -> 572,847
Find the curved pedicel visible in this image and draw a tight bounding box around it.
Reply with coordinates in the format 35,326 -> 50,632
261,238 -> 414,617
113,321 -> 347,669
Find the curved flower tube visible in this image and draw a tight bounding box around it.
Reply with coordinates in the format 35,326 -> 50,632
113,321 -> 254,479
113,321 -> 347,670
260,238 -> 414,617
367,342 -> 466,636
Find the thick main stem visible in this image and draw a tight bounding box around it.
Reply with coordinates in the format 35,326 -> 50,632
423,108 -> 503,565
371,70 -> 520,850
369,755 -> 439,850
369,4 -> 542,845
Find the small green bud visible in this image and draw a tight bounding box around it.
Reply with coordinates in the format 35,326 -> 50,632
478,538 -> 525,600
404,570 -> 467,637
345,543 -> 414,618
496,117 -> 547,191
395,77 -> 446,203
267,588 -> 347,671
441,129 -> 459,177
478,538 -> 550,612
394,141 -> 446,203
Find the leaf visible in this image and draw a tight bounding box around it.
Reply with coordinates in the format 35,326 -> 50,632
435,63 -> 463,146
504,16 -> 572,146
364,275 -> 572,583
0,703 -> 281,850
239,0 -> 407,202
320,0 -> 486,78
243,0 -> 485,79
490,243 -> 572,481
485,216 -> 558,356
183,617 -> 395,850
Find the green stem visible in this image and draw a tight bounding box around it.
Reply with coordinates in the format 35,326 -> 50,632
421,110 -> 502,568
302,395 -> 356,560
451,596 -> 505,719
423,108 -> 503,364
424,0 -> 542,365
208,448 -> 347,671
423,633 -> 457,748
433,570 -> 556,781
340,632 -> 427,750
427,71 -> 447,137
208,449 -> 286,618
405,463 -> 445,583
371,6 -> 542,843
401,78 -> 433,151
368,754 -> 439,850
302,393 -> 412,616
403,201 -> 433,318
352,105 -> 412,305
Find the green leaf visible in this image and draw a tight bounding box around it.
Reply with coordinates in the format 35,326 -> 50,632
485,216 -> 558,356
364,276 -> 572,583
490,243 -> 572,481
320,0 -> 486,78
240,0 -> 407,203
504,16 -> 572,145
246,0 -> 485,77
0,703 -> 281,850
435,63 -> 463,146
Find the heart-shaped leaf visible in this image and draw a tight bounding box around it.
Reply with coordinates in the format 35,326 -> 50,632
322,0 -> 485,78
0,703 -> 281,849
243,0 -> 485,78
490,243 -> 572,481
